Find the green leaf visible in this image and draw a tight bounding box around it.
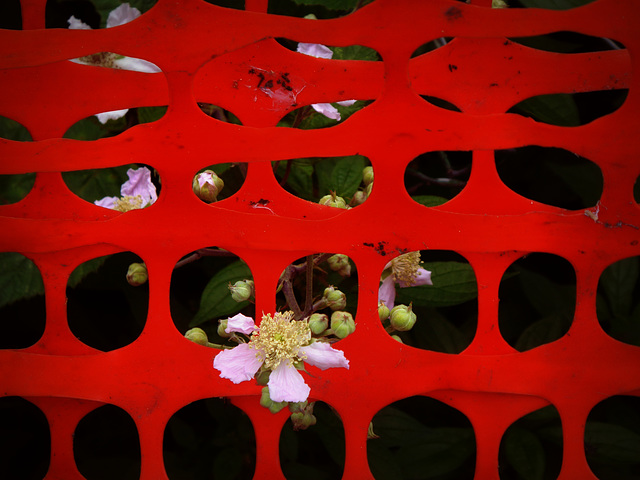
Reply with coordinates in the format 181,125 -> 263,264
276,159 -> 315,200
300,100 -> 366,130
62,165 -> 133,203
331,156 -> 366,198
394,262 -> 477,308
411,310 -> 468,354
63,117 -> 109,141
515,310 -> 572,351
190,260 -> 252,327
371,406 -> 432,448
330,44 -> 379,61
544,157 -> 602,208
600,257 -> 639,320
367,441 -> 404,480
67,256 -> 110,288
0,173 -> 36,205
518,0 -> 596,9
511,94 -> 580,126
585,422 -> 640,464
0,253 -> 44,308
291,0 -> 360,11
411,195 -> 449,207
137,106 -> 167,124
503,427 -> 546,480
0,116 -> 32,141
517,267 -> 575,317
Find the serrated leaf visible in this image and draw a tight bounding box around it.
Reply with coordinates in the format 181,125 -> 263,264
503,427 -> 546,480
277,159 -> 315,200
411,195 -> 448,207
518,0 -> 595,9
394,262 -> 477,308
330,156 -> 366,198
585,422 -> 640,464
67,256 -> 110,288
190,260 -> 252,327
0,253 -> 44,307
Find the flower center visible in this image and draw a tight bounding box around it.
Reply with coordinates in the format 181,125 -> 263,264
250,311 -> 311,370
391,251 -> 422,286
79,52 -> 122,69
113,195 -> 144,212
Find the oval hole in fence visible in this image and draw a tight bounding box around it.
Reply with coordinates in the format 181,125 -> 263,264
635,175 -> 640,204
420,95 -> 462,113
63,106 -> 168,140
509,31 -> 624,53
498,253 -> 576,352
279,401 -> 345,479
0,115 -> 32,141
171,248 -> 254,344
381,250 -> 478,354
0,173 -> 36,205
0,253 -> 45,349
0,1 -> 21,29
411,37 -> 453,58
268,1 -> 374,18
0,396 -> 50,480
67,252 -> 148,351
164,398 -> 256,480
62,164 -> 160,211
197,102 -> 243,124
495,146 -> 603,210
508,90 -> 628,127
499,404 -> 563,480
585,395 -> 640,480
406,150 -> 472,207
192,163 -> 247,204
276,252 -> 358,331
368,395 -> 476,479
202,0 -> 245,10
74,404 -> 140,480
273,156 -> 372,209
596,256 -> 640,347
45,0 -> 158,29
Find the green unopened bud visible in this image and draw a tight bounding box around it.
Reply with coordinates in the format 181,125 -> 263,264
378,302 -> 390,322
363,166 -> 374,186
351,190 -> 367,206
323,286 -> 347,311
291,411 -> 317,430
126,262 -> 148,286
389,304 -> 417,331
391,334 -> 403,343
217,319 -> 231,338
229,279 -> 254,302
308,313 -> 329,335
492,0 -> 508,7
331,311 -> 356,338
288,401 -> 309,414
193,170 -> 224,203
185,327 -> 208,346
365,182 -> 373,197
260,387 -> 287,413
327,254 -> 352,277
319,192 -> 348,209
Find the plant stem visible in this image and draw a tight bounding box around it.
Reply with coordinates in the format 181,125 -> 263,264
175,248 -> 236,268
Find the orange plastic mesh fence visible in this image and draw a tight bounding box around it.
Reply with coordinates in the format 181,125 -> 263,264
1,0 -> 639,479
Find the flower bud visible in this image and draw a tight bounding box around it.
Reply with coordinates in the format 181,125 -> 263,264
362,166 -> 374,186
126,262 -> 148,286
323,286 -> 347,311
308,313 -> 329,335
291,411 -> 317,430
330,311 -> 356,339
260,387 -> 287,413
350,190 -> 367,206
391,334 -> 403,343
193,170 -> 224,203
288,401 -> 309,414
365,182 -> 373,197
217,319 -> 231,338
319,192 -> 348,209
389,304 -> 417,331
378,302 -> 390,321
229,279 -> 254,302
327,254 -> 351,277
184,327 -> 208,346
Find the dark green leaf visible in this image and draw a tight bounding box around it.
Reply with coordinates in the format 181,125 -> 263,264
137,106 -> 167,124
62,165 -> 133,203
63,117 -> 109,141
190,260 -> 252,327
300,101 -> 367,130
367,441 -> 404,480
518,0 -> 596,9
511,94 -> 580,126
371,406 -> 432,448
411,195 -> 449,207
276,159 -> 315,200
517,267 -> 575,316
331,155 -> 366,198
503,427 -> 546,480
291,0 -> 359,11
394,262 -> 477,308
544,159 -> 602,208
67,256 -> 110,288
330,45 -> 379,61
0,173 -> 36,205
0,116 -> 32,141
585,422 -> 640,464
0,253 -> 44,308
411,310 -> 467,354
515,311 -> 572,351
600,257 -> 639,319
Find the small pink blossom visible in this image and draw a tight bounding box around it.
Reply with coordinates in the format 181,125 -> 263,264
225,313 -> 256,335
378,253 -> 432,309
94,167 -> 157,210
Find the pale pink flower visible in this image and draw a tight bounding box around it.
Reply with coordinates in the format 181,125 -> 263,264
296,43 -> 357,121
94,167 -> 157,211
378,252 -> 432,309
214,312 -> 349,403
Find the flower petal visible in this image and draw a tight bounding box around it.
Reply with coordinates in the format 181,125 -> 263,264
336,100 -> 357,107
95,109 -> 129,124
94,196 -> 118,209
268,361 -> 311,403
106,3 -> 141,28
297,42 -> 333,59
67,16 -> 92,30
378,275 -> 397,309
213,343 -> 263,384
299,342 -> 349,370
311,103 -> 341,121
114,56 -> 161,73
120,167 -> 158,205
225,313 -> 256,335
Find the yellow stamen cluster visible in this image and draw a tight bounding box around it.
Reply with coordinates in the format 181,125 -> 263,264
113,195 -> 144,212
391,251 -> 422,285
79,52 -> 121,69
250,311 -> 311,370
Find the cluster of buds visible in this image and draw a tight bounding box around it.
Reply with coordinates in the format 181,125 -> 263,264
193,170 -> 224,203
351,165 -> 374,207
327,254 -> 351,277
378,301 -> 417,342
228,279 -> 254,302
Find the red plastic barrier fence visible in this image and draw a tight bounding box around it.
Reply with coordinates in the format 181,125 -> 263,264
1,0 -> 639,479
